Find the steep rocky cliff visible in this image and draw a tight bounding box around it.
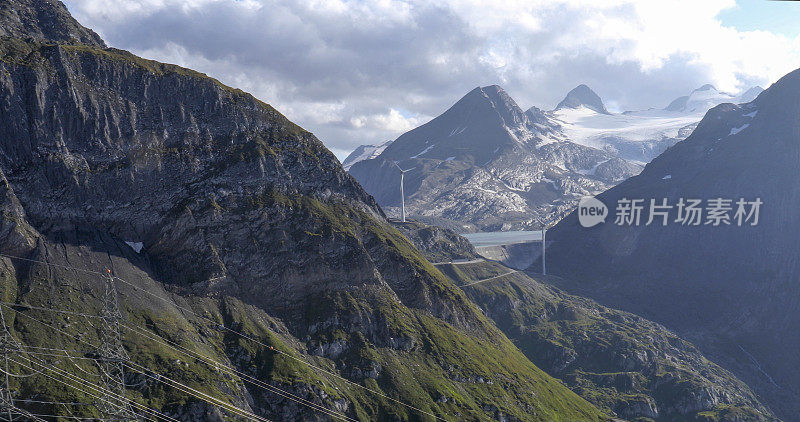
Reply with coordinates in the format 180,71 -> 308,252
0,1 -> 607,420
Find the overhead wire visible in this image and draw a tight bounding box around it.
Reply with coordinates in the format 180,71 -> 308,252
7,309 -> 326,421
122,361 -> 270,422
115,284 -> 359,422
2,304 -> 171,421
121,322 -> 358,422
1,304 -> 270,422
7,355 -> 171,422
0,252 -> 447,421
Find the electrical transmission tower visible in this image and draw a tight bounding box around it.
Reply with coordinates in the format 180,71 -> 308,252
95,269 -> 139,421
0,308 -> 45,422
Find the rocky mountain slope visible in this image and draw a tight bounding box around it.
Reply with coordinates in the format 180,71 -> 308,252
397,220 -> 776,421
0,0 -> 104,46
0,1 -> 609,420
349,85 -> 640,231
555,84 -> 610,114
348,84 -> 760,231
541,68 -> 800,420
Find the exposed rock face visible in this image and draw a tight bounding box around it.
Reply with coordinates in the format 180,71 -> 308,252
350,85 -> 640,230
349,83 -> 763,230
555,84 -> 610,114
0,0 -> 105,46
0,2 -> 607,420
402,221 -> 776,421
0,38 -> 392,313
0,168 -> 37,256
542,67 -> 800,420
390,220 -> 479,263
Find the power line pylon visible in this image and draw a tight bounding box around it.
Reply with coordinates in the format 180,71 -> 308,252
96,269 -> 139,421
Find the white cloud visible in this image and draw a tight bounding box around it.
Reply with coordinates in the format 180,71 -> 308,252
64,0 -> 800,161
350,109 -> 424,132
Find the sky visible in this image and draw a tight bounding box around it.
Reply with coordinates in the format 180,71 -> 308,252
63,0 -> 800,161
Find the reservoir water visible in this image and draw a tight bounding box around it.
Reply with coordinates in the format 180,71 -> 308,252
461,230 -> 542,247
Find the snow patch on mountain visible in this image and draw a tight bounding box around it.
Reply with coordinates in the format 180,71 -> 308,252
411,144 -> 435,158
342,140 -> 392,170
125,241 -> 144,253
730,124 -> 750,136
551,84 -> 763,163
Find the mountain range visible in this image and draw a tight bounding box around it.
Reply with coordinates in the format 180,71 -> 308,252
541,68 -> 800,420
0,1 -> 790,421
347,83 -> 761,230
349,85 -> 639,231
554,84 -> 763,164
0,1 -> 610,420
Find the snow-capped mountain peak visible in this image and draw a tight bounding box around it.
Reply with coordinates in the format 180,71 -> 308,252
552,84 -> 763,163
664,84 -> 763,114
341,140 -> 392,170
347,85 -> 639,230
555,84 -> 610,114
738,86 -> 764,103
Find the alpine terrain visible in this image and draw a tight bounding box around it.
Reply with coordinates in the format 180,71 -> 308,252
342,140 -> 392,171
541,67 -> 800,420
348,84 -> 760,231
554,84 -> 764,163
0,0 -> 613,420
349,85 -> 641,231
395,220 -> 776,421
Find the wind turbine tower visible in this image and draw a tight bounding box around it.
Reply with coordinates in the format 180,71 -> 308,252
534,217 -> 549,275
392,162 -> 415,222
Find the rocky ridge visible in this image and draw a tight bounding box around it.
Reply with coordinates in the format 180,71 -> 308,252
349,85 -> 640,231
0,1 -> 610,420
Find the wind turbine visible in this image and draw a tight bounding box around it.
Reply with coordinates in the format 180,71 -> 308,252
392,161 -> 415,222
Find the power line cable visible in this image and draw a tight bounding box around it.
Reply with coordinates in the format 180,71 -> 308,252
7,356 -> 170,422
122,323 -> 357,422
13,302 -> 340,421
2,305 -> 268,421
0,253 -> 447,421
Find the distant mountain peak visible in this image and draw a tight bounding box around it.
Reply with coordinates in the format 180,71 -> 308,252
462,85 -> 504,100
665,84 -> 763,113
555,84 -> 610,114
480,84 -> 504,94
341,140 -> 392,170
694,84 -> 717,92
461,85 -> 520,113
357,84 -> 535,166
738,86 -> 764,103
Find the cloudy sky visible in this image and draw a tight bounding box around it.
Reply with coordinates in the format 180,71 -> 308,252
64,0 -> 800,161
